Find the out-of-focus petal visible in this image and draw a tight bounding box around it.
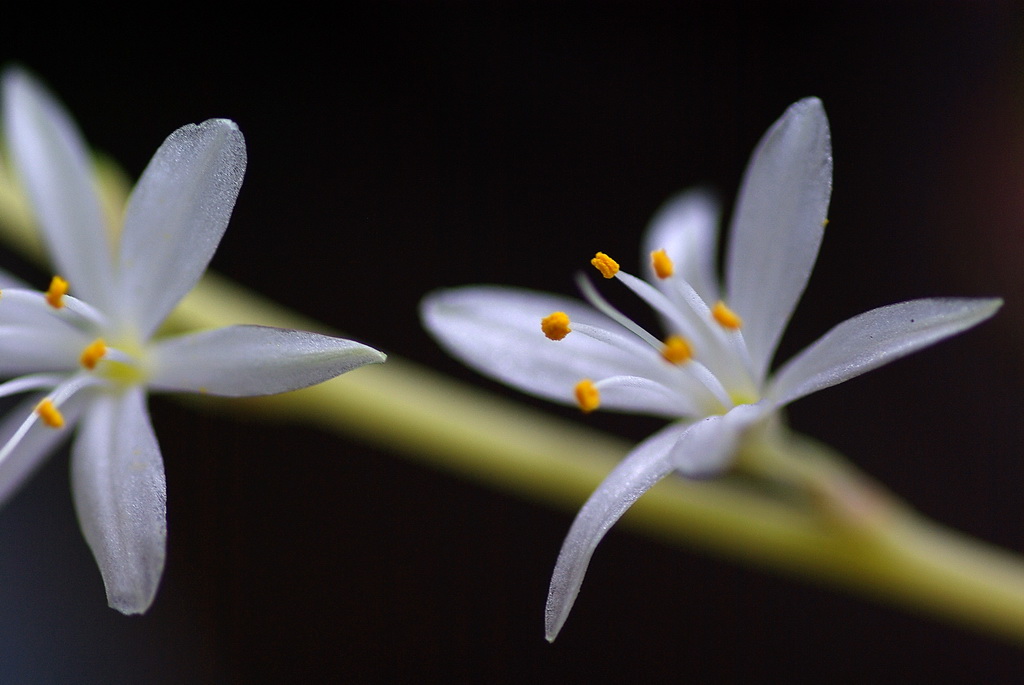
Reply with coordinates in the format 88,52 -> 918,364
725,97 -> 832,383
421,286 -> 670,411
70,387 -> 165,615
147,325 -> 385,397
117,119 -> 246,339
545,407 -> 757,641
2,69 -> 115,310
641,189 -> 721,304
768,298 -> 1002,408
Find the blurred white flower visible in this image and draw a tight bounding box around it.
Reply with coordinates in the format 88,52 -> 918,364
421,97 -> 1000,639
0,69 -> 385,614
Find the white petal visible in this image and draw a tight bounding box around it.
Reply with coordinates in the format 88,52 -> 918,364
117,119 -> 246,339
768,298 -> 1002,408
725,98 -> 832,383
545,409 -> 756,641
642,189 -> 721,304
148,325 -> 386,397
0,393 -> 84,506
70,387 -> 165,614
2,69 -> 115,310
421,286 -> 670,412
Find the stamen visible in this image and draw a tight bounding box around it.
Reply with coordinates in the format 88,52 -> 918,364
574,379 -> 600,413
712,301 -> 743,330
541,311 -> 572,341
651,249 -> 674,279
661,335 -> 693,364
590,252 -> 619,279
80,338 -> 108,370
35,399 -> 64,428
45,276 -> 68,309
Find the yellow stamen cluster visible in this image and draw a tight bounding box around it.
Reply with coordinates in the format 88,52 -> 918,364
661,335 -> 693,364
712,301 -> 743,330
35,399 -> 64,428
80,338 -> 108,370
574,379 -> 600,413
541,311 -> 572,341
651,249 -> 674,279
590,252 -> 619,279
45,275 -> 69,309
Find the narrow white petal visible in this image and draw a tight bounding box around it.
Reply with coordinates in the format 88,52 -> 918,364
725,98 -> 832,383
421,286 -> 670,411
2,69 -> 115,310
71,387 -> 166,614
117,119 -> 246,338
545,423 -> 682,642
768,298 -> 1002,407
148,325 -> 386,397
0,393 -> 85,505
545,409 -> 757,641
641,189 -> 721,304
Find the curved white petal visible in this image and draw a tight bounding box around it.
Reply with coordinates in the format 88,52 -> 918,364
70,387 -> 166,615
768,297 -> 1002,408
148,325 -> 385,397
2,69 -> 115,310
0,393 -> 84,506
641,189 -> 721,304
725,98 -> 832,383
421,286 -> 669,412
544,422 -> 683,642
544,409 -> 756,641
117,119 -> 246,339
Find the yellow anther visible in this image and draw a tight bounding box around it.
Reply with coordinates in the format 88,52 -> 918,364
574,379 -> 600,413
651,249 -> 674,279
35,399 -> 64,429
712,301 -> 743,330
822,218 -> 830,228
590,252 -> 620,279
45,276 -> 69,309
661,335 -> 693,364
80,338 -> 108,370
541,311 -> 572,341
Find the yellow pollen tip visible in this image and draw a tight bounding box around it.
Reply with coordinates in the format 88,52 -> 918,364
712,301 -> 743,330
541,311 -> 572,341
35,399 -> 64,429
661,335 -> 693,364
574,379 -> 600,413
651,249 -> 674,279
590,252 -> 620,279
80,338 -> 108,370
45,276 -> 69,309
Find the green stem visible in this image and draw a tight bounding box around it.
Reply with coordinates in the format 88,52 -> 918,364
2,159 -> 1024,644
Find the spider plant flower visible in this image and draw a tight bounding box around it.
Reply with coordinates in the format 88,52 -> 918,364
421,98 -> 1001,639
0,69 -> 385,614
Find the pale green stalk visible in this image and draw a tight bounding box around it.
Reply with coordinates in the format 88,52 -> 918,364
2,155 -> 1024,643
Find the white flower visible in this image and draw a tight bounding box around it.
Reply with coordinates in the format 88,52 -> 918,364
420,98 -> 1001,639
0,69 -> 386,614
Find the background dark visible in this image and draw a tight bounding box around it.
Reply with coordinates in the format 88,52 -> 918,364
1,3 -> 1023,682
